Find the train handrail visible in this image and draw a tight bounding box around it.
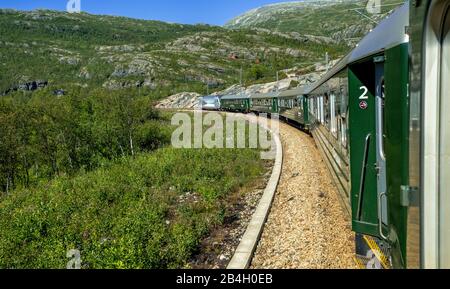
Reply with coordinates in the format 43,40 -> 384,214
357,133 -> 371,221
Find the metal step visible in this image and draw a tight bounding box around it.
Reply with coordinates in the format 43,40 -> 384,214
354,235 -> 391,269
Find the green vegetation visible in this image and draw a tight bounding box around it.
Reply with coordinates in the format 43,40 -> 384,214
0,87 -> 167,193
0,147 -> 264,269
0,86 -> 268,268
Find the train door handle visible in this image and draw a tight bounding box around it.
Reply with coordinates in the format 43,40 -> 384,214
378,191 -> 389,240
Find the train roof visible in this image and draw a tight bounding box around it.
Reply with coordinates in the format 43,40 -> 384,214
200,95 -> 219,99
277,86 -> 308,97
306,2 -> 409,94
251,91 -> 278,99
220,94 -> 248,100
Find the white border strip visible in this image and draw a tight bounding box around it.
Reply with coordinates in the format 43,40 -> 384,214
227,115 -> 283,269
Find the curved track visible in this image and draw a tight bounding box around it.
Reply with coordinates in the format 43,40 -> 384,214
249,119 -> 356,269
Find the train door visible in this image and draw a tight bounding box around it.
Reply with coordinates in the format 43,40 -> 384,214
349,58 -> 384,239
302,95 -> 309,126
272,98 -> 278,114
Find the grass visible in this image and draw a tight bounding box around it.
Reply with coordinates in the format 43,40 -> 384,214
0,113 -> 269,269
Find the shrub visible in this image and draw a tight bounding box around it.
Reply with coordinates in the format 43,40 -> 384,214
0,148 -> 264,268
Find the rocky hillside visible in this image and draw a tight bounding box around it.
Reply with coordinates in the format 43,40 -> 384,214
226,0 -> 404,45
0,9 -> 348,99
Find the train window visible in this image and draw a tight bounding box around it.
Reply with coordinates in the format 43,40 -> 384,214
340,85 -> 349,150
336,91 -> 342,143
381,80 -> 386,158
319,96 -> 322,122
323,96 -> 325,124
313,98 -> 317,120
314,98 -> 317,120
298,96 -> 303,117
317,97 -> 320,120
315,97 -> 318,119
317,97 -> 320,121
324,93 -> 330,129
318,97 -> 320,121
331,93 -> 337,137
320,96 -> 325,124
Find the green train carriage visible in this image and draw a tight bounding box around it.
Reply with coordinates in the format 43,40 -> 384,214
220,94 -> 250,113
250,92 -> 278,114
269,1 -> 450,268
249,89 -> 310,130
347,5 -> 410,269
277,87 -> 310,129
306,3 -> 411,268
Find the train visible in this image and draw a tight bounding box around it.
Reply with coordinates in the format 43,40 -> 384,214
199,95 -> 221,111
204,1 -> 448,269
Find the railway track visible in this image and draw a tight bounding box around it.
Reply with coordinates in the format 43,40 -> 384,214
220,113 -> 356,269
171,110 -> 356,268
249,119 -> 356,269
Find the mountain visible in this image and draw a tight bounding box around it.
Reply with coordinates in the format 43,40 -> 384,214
225,0 -> 404,44
0,9 -> 348,99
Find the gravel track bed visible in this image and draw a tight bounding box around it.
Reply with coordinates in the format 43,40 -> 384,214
251,121 -> 356,269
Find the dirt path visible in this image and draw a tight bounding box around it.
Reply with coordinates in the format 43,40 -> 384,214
251,121 -> 356,269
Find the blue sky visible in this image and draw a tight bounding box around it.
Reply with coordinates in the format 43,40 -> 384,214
0,0 -> 302,26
